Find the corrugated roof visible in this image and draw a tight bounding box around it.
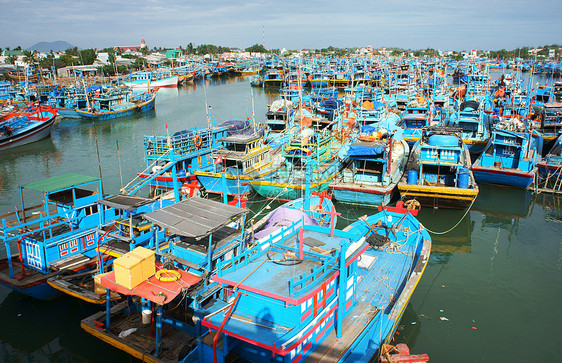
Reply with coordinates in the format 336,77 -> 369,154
23,173 -> 99,193
97,194 -> 153,211
143,197 -> 247,239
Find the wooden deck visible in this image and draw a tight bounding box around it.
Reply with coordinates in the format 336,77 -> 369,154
305,301 -> 380,362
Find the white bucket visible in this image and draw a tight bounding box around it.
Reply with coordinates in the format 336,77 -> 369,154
142,309 -> 152,324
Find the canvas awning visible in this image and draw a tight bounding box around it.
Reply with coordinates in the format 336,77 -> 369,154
23,173 -> 99,194
97,194 -> 153,211
143,197 -> 247,239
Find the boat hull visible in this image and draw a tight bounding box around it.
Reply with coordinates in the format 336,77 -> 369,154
0,115 -> 55,150
472,165 -> 536,189
397,183 -> 479,209
330,183 -> 395,206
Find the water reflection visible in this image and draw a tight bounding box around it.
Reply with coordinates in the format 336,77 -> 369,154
473,185 -> 533,238
416,208 -> 474,265
534,193 -> 562,223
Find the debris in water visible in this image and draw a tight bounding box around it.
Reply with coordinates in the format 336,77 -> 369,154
439,317 -> 449,321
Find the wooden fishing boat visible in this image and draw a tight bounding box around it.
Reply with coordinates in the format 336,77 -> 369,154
263,70 -> 285,88
80,197 -> 430,363
46,194 -> 173,304
0,108 -> 57,151
472,118 -> 543,189
0,174 -> 119,300
76,90 -> 156,121
194,130 -> 283,196
330,125 -> 409,206
250,130 -> 347,201
136,120 -> 252,196
448,100 -> 492,155
531,102 -> 562,150
398,127 -> 479,209
537,134 -> 562,180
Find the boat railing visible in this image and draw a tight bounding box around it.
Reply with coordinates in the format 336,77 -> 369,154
288,253 -> 338,297
217,219 -> 304,277
144,127 -> 215,159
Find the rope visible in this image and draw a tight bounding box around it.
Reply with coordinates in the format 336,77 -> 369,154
424,195 -> 476,235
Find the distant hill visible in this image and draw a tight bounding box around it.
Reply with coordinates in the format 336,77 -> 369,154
27,41 -> 77,52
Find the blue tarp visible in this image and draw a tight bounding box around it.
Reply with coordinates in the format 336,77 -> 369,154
347,144 -> 386,157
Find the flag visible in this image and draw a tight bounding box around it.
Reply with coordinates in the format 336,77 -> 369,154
214,155 -> 223,165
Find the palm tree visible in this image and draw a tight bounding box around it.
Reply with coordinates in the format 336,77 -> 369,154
22,50 -> 38,65
7,55 -> 18,64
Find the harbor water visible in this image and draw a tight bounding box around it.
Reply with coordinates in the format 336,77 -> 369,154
0,74 -> 561,362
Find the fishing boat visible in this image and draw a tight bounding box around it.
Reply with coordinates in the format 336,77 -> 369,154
397,127 -> 479,209
398,100 -> 446,146
472,118 -> 543,189
531,102 -> 562,150
46,194 -> 172,304
448,100 -> 492,155
0,108 -> 57,151
194,130 -> 283,196
250,130 -> 347,201
0,174 -> 119,300
537,134 -> 562,181
76,89 -> 156,121
80,196 -> 430,363
263,70 -> 285,88
123,72 -> 179,89
330,123 -> 409,207
136,120 -> 252,196
309,71 -> 330,88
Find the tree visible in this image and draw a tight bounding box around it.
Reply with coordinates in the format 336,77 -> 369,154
245,44 -> 267,53
65,47 -> 79,56
186,42 -> 194,54
6,55 -> 17,64
79,49 -> 97,65
14,45 -> 22,51
22,50 -> 39,65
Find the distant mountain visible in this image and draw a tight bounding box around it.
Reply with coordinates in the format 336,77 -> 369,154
27,41 -> 77,53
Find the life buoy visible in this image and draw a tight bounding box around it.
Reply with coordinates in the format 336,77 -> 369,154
404,199 -> 421,211
156,269 -> 181,282
194,136 -> 202,148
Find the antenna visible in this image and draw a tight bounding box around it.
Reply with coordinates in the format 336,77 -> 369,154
262,25 -> 265,49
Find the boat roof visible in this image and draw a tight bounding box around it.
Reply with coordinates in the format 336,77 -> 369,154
97,194 -> 153,211
143,197 -> 247,239
218,133 -> 261,144
23,173 -> 99,193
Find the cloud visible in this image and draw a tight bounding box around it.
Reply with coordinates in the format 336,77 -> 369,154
0,0 -> 560,50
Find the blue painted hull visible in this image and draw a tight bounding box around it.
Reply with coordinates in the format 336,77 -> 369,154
472,166 -> 535,189
196,173 -> 251,195
331,185 -> 394,206
0,279 -> 62,300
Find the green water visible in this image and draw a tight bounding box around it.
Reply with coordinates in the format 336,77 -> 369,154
0,76 -> 561,362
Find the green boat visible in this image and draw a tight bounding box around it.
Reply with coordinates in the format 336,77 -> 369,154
250,129 -> 347,200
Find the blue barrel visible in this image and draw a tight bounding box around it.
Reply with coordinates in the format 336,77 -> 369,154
407,170 -> 418,185
458,169 -> 469,189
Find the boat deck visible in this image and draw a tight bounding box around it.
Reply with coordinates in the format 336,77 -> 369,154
218,230 -> 349,299
82,301 -> 194,362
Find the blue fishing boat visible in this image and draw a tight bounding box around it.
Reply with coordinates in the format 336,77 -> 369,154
263,70 -> 285,88
0,174 -> 119,300
531,102 -> 562,150
79,193 -> 344,361
0,81 -> 11,100
0,108 -> 57,151
46,194 -> 173,304
330,123 -> 409,207
448,100 -> 492,155
136,120 -> 252,196
398,127 -> 479,209
472,119 -> 543,189
194,130 -> 283,196
251,130 -> 347,200
398,101 -> 446,146
309,71 -> 330,88
76,89 -> 156,121
189,203 -> 430,363
537,134 -> 562,180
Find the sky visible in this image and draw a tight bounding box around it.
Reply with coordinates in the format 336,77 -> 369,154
0,0 -> 560,51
